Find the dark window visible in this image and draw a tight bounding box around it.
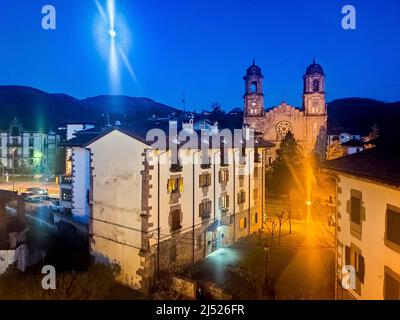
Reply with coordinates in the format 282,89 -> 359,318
171,209 -> 181,232
169,243 -> 177,263
313,79 -> 320,92
199,200 -> 212,219
61,189 -> 72,202
29,137 -> 34,147
237,191 -> 246,204
197,234 -> 203,250
350,196 -> 361,225
385,273 -> 400,300
387,209 -> 400,246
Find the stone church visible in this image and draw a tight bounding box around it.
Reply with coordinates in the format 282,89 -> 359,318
243,60 -> 328,158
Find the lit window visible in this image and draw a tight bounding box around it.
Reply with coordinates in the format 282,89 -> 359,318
167,177 -> 183,194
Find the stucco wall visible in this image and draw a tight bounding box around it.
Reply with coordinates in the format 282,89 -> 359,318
337,174 -> 400,299
89,130 -> 148,290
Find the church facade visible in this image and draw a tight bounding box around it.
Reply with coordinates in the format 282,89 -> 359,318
243,60 -> 328,158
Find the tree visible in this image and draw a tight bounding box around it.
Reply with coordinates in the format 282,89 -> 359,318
326,139 -> 346,160
209,102 -> 225,122
0,263 -> 121,300
267,132 -> 304,196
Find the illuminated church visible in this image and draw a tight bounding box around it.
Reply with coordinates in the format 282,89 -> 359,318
243,60 -> 328,158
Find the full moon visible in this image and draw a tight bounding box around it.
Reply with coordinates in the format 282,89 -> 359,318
109,29 -> 117,38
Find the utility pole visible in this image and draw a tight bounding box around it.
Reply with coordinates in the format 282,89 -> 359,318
12,147 -> 16,192
263,245 -> 270,288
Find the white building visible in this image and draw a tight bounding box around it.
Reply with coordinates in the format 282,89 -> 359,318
71,122 -> 275,293
322,146 -> 400,300
0,118 -> 60,174
59,126 -> 102,222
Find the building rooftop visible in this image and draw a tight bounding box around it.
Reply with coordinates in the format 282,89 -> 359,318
320,146 -> 400,187
341,139 -> 365,147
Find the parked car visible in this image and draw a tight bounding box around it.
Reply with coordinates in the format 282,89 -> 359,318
25,195 -> 49,203
25,196 -> 42,204
50,200 -> 64,213
26,187 -> 48,196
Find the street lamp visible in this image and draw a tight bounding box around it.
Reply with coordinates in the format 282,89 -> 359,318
263,245 -> 270,288
12,147 -> 16,191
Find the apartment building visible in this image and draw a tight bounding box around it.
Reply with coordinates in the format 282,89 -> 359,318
59,125 -> 102,220
72,122 -> 275,293
321,146 -> 400,300
0,118 -> 60,174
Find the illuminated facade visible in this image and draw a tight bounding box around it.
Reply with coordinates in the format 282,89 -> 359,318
244,60 -> 328,158
77,123 -> 275,293
0,118 -> 60,174
322,148 -> 400,300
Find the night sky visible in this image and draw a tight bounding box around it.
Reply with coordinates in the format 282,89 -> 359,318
1,0 -> 399,111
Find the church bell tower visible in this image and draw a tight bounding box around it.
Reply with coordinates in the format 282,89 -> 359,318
303,59 -> 326,116
243,60 -> 264,117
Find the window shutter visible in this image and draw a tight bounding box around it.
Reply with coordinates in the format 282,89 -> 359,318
179,177 -> 184,192
199,175 -> 202,187
199,203 -> 203,216
345,245 -> 350,266
358,255 -> 365,284
226,170 -> 229,182
167,179 -> 172,193
218,171 -> 222,183
208,173 -> 212,186
226,195 -> 229,208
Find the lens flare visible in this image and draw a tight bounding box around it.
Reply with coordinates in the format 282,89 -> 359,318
94,0 -> 137,93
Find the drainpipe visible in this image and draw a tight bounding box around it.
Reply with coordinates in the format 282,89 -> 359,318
262,149 -> 266,228
233,149 -> 237,243
213,149 -> 221,222
157,149 -> 168,279
332,173 -> 339,300
192,149 -> 201,265
248,149 -> 253,236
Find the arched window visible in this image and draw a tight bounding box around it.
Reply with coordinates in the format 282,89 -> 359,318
312,79 -> 320,92
250,81 -> 257,93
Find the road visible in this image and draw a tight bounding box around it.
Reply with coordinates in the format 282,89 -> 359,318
275,202 -> 335,299
0,181 -> 59,197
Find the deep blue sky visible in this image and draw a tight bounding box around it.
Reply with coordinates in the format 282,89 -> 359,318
1,0 -> 400,111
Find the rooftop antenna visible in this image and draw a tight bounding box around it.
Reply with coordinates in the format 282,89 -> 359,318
181,92 -> 186,113
252,57 -> 256,66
